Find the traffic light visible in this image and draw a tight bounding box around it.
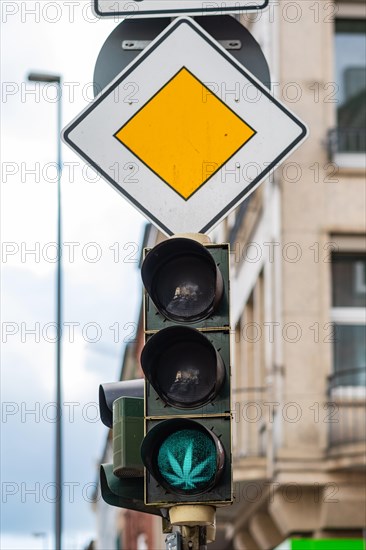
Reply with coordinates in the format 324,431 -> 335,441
98,380 -> 164,516
140,237 -> 232,507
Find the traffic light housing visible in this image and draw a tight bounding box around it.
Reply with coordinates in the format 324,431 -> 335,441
99,381 -> 162,515
140,237 -> 232,507
100,463 -> 162,516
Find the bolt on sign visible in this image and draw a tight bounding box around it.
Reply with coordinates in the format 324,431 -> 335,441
62,17 -> 308,236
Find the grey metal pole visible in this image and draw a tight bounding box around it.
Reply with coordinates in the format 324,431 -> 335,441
27,72 -> 63,550
55,77 -> 63,550
180,526 -> 207,550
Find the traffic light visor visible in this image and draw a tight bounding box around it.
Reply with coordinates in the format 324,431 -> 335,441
141,419 -> 225,496
141,326 -> 225,409
141,238 -> 224,322
99,379 -> 144,428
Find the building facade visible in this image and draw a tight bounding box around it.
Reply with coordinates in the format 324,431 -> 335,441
213,1 -> 366,547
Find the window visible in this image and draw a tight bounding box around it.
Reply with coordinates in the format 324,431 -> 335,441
233,273 -> 267,458
334,19 -> 366,153
331,252 -> 366,388
332,253 -> 366,307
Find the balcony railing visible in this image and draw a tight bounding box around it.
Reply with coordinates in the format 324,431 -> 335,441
327,127 -> 366,159
327,368 -> 366,447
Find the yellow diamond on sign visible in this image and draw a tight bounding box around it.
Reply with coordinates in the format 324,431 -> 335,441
114,67 -> 256,200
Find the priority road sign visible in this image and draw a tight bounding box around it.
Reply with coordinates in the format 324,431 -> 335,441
63,17 -> 308,236
93,0 -> 269,19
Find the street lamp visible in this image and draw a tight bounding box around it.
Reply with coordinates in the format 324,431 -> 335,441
33,532 -> 48,550
27,72 -> 63,550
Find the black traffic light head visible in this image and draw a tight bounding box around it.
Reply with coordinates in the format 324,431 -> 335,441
141,238 -> 224,323
140,237 -> 232,507
142,328 -> 231,417
141,417 -> 232,506
141,326 -> 226,411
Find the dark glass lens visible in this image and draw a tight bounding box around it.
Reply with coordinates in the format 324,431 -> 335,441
153,255 -> 216,321
154,339 -> 217,407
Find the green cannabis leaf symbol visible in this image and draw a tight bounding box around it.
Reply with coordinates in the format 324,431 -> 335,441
161,442 -> 212,489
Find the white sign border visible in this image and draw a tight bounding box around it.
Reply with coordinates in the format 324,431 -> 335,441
63,17 -> 308,236
93,0 -> 269,19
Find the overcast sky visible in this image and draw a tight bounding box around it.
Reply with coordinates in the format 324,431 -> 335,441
1,2 -> 147,548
